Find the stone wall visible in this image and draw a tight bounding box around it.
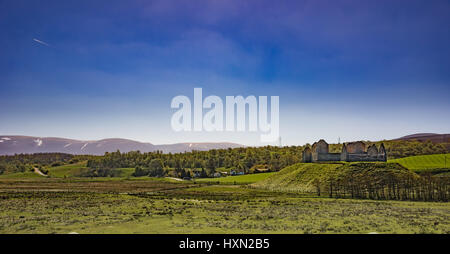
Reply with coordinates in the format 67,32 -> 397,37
346,141 -> 366,153
312,139 -> 328,154
302,147 -> 312,162
313,153 -> 341,162
303,139 -> 387,163
367,144 -> 378,157
347,153 -> 380,162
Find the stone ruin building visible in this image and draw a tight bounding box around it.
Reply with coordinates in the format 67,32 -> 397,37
302,139 -> 386,163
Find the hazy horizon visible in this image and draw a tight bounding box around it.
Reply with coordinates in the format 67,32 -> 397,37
1,133 -> 448,148
1,0 -> 449,146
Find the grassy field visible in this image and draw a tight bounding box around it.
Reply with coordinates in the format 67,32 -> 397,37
0,171 -> 45,179
195,172 -> 275,184
0,178 -> 448,234
0,158 -> 449,234
46,162 -> 88,177
389,153 -> 450,173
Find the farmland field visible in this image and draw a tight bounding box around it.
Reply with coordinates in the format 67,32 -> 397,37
194,172 -> 275,184
0,177 -> 449,234
389,153 -> 450,173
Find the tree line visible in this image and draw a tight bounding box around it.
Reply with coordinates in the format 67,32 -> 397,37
327,140 -> 449,159
313,163 -> 449,202
86,146 -> 303,177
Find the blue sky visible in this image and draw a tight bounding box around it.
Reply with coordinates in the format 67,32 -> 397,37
0,0 -> 449,146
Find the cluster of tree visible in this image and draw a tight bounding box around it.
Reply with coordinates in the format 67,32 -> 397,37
132,159 -> 165,177
380,140 -> 449,159
313,164 -> 449,202
87,146 -> 303,177
77,168 -> 121,177
0,153 -> 89,175
321,175 -> 449,202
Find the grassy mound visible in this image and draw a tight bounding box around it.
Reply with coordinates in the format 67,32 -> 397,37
251,163 -> 342,192
47,162 -> 89,177
251,162 -> 419,193
47,162 -> 136,178
389,153 -> 450,174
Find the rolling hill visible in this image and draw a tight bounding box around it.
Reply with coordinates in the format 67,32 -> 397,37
0,136 -> 243,155
389,153 -> 450,173
251,163 -> 343,192
393,133 -> 450,143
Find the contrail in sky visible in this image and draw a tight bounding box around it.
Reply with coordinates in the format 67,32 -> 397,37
33,38 -> 50,47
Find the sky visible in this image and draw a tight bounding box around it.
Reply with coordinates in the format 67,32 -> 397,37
0,0 -> 449,146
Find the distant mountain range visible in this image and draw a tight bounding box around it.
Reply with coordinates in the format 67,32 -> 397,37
1,133 -> 448,155
393,133 -> 450,143
0,136 -> 244,155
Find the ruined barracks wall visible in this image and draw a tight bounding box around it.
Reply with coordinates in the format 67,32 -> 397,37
303,140 -> 387,163
302,147 -> 312,162
346,141 -> 366,153
346,153 -> 380,162
312,152 -> 341,162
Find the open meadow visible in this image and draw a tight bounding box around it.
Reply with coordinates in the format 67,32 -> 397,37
194,172 -> 275,184
0,177 -> 449,234
0,152 -> 449,234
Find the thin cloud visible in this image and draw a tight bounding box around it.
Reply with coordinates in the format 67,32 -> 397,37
33,38 -> 50,47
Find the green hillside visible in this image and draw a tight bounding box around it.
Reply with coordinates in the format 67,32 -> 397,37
250,163 -> 342,192
47,162 -> 136,178
47,162 -> 89,177
251,162 -> 419,193
389,153 -> 450,173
